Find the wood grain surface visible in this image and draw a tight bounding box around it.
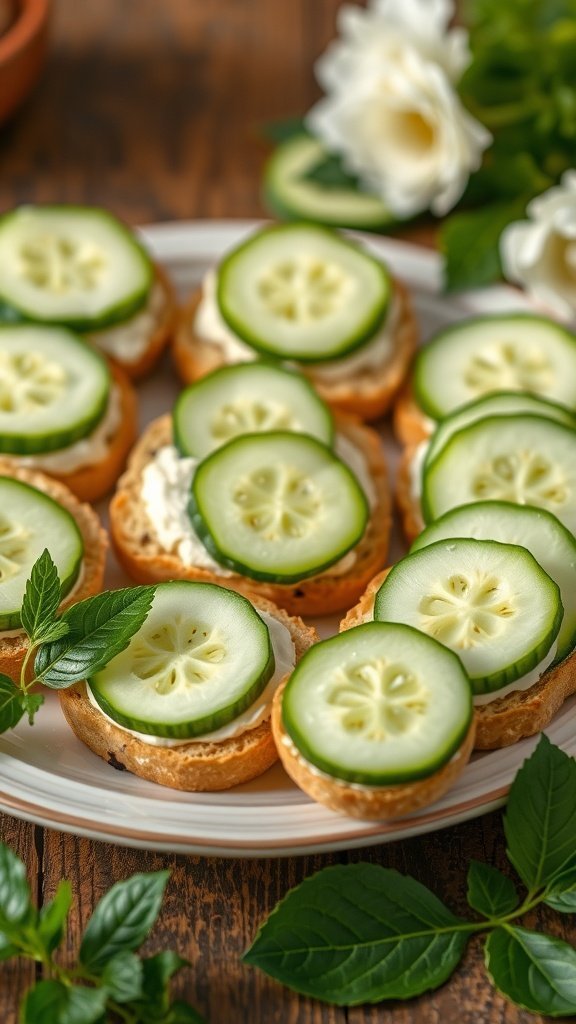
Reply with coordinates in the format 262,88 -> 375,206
0,2 -> 571,1022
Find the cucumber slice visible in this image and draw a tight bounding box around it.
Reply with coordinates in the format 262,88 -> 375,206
422,414 -> 576,535
89,581 -> 275,739
374,539 -> 562,695
189,432 -> 369,583
424,391 -> 576,470
282,621 -> 472,785
411,502 -> 576,664
173,362 -> 334,459
263,134 -> 396,232
0,206 -> 153,331
217,224 -> 391,362
414,315 -> 576,419
0,476 -> 83,630
0,325 -> 110,454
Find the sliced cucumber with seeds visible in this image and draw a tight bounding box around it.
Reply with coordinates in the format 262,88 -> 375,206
0,477 -> 83,630
414,315 -> 576,419
217,224 -> 391,362
422,414 -> 576,535
89,581 -> 275,739
173,362 -> 334,459
0,206 -> 153,331
0,325 -> 110,454
374,539 -> 562,696
263,135 -> 396,232
411,502 -> 576,664
424,391 -> 576,470
189,432 -> 369,583
282,621 -> 472,785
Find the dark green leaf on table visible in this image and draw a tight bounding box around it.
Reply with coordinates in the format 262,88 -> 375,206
139,950 -> 189,1012
485,926 -> 576,1017
20,549 -> 62,643
544,860 -> 576,913
466,861 -> 519,918
79,869 -> 170,971
0,675 -> 25,733
440,197 -> 528,292
0,842 -> 31,929
302,152 -> 362,191
101,950 -> 144,1003
20,980 -> 107,1024
37,880 -> 72,955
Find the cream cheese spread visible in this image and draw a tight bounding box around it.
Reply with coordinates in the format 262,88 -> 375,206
19,386 -> 122,474
89,282 -> 164,363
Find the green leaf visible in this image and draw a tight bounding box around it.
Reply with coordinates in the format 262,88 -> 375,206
441,197 -> 528,291
101,950 -> 144,1002
20,692 -> 44,726
79,869 -> 170,971
485,926 -> 576,1016
20,550 -> 62,643
0,843 -> 31,929
142,951 -> 188,1007
466,861 -> 518,918
244,863 -> 470,1005
35,586 -> 155,689
261,117 -> 307,143
544,861 -> 576,913
0,931 -> 18,961
20,980 -> 107,1024
37,880 -> 72,954
504,735 -> 576,892
165,1002 -> 206,1023
302,152 -> 362,191
0,675 -> 25,733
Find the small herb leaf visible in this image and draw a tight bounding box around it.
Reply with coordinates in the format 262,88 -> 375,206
485,926 -> 576,1016
0,676 -> 25,734
35,586 -> 155,689
101,950 -> 144,1003
505,735 -> 576,892
20,979 -> 107,1024
544,861 -> 576,913
0,843 -> 30,929
20,550 -> 62,643
440,197 -> 527,291
37,880 -> 72,955
79,869 -> 170,971
244,863 -> 470,1004
20,691 -> 44,726
140,950 -> 189,1011
466,861 -> 518,918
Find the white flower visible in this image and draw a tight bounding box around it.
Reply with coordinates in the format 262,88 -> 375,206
306,0 -> 491,218
501,172 -> 576,320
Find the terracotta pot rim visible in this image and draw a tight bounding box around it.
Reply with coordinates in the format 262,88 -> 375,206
0,0 -> 49,63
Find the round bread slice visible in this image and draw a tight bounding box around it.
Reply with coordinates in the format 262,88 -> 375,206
393,379 -> 435,447
172,279 -> 418,422
59,597 -> 317,792
340,570 -> 576,750
271,676 -> 476,820
109,412 -> 391,617
0,463 -> 107,680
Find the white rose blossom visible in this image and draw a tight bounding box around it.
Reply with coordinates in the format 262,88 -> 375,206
306,0 -> 492,218
501,171 -> 576,321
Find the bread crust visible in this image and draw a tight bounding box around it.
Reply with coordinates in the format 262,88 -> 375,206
172,279 -> 418,422
271,676 -> 476,820
58,599 -> 318,792
340,569 -> 576,750
396,443 -> 425,544
109,413 -> 391,616
393,379 -> 434,447
0,464 -> 107,680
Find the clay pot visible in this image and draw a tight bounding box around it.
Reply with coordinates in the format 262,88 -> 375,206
0,0 -> 50,125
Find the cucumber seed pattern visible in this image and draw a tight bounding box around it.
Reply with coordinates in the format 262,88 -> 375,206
472,451 -> 568,508
131,617 -> 226,694
256,258 -> 350,321
19,236 -> 106,293
419,573 -> 516,649
210,400 -> 294,444
0,518 -> 30,582
463,342 -> 552,395
233,467 -> 321,540
0,352 -> 67,413
327,659 -> 428,740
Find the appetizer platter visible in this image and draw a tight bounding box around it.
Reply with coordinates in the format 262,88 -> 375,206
1,218 -> 575,856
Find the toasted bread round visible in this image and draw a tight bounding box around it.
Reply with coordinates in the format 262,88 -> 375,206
172,279 -> 418,422
271,676 -> 476,819
340,569 -> 576,750
59,598 -> 318,791
393,379 -> 435,447
109,413 -> 391,616
0,464 -> 107,681
396,443 -> 425,544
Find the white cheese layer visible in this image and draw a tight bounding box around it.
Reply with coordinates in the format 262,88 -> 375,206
18,386 -> 122,473
88,282 -> 165,362
86,611 -> 296,746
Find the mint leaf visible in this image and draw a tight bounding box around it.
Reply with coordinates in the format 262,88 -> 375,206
101,950 -> 143,1002
466,861 -> 518,918
303,152 -> 362,191
35,586 -> 155,689
20,980 -> 107,1024
544,861 -> 576,913
141,951 -> 189,1008
37,880 -> 72,955
262,117 -> 307,143
244,864 -> 470,1004
20,691 -> 44,726
0,843 -> 31,930
79,869 -> 169,971
485,926 -> 576,1016
440,197 -> 528,291
20,549 -> 62,643
505,735 -> 576,892
0,675 -> 24,733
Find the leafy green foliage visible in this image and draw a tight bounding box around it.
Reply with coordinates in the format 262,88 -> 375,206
0,843 -> 31,930
440,197 -> 527,291
302,152 -> 362,191
20,549 -> 63,644
101,951 -> 144,1003
0,675 -> 25,732
79,871 -> 170,971
466,861 -> 518,918
544,862 -> 576,913
20,981 -> 107,1024
37,881 -> 73,955
486,927 -> 576,1016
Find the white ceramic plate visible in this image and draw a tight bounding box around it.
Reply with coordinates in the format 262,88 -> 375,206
1,220 -> 573,857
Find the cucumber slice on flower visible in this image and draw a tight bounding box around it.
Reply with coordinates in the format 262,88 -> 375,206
263,134 -> 396,232
189,432 -> 369,583
173,362 -> 334,459
414,315 -> 576,419
422,414 -> 576,535
89,581 -> 275,739
282,621 -> 472,785
373,539 -> 562,696
217,223 -> 391,362
0,206 -> 153,331
411,502 -> 576,664
0,476 -> 83,630
0,325 -> 110,454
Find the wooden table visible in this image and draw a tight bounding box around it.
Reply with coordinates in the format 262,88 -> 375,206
0,2 -> 572,1021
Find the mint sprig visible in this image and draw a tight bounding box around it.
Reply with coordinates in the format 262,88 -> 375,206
245,735 -> 576,1017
